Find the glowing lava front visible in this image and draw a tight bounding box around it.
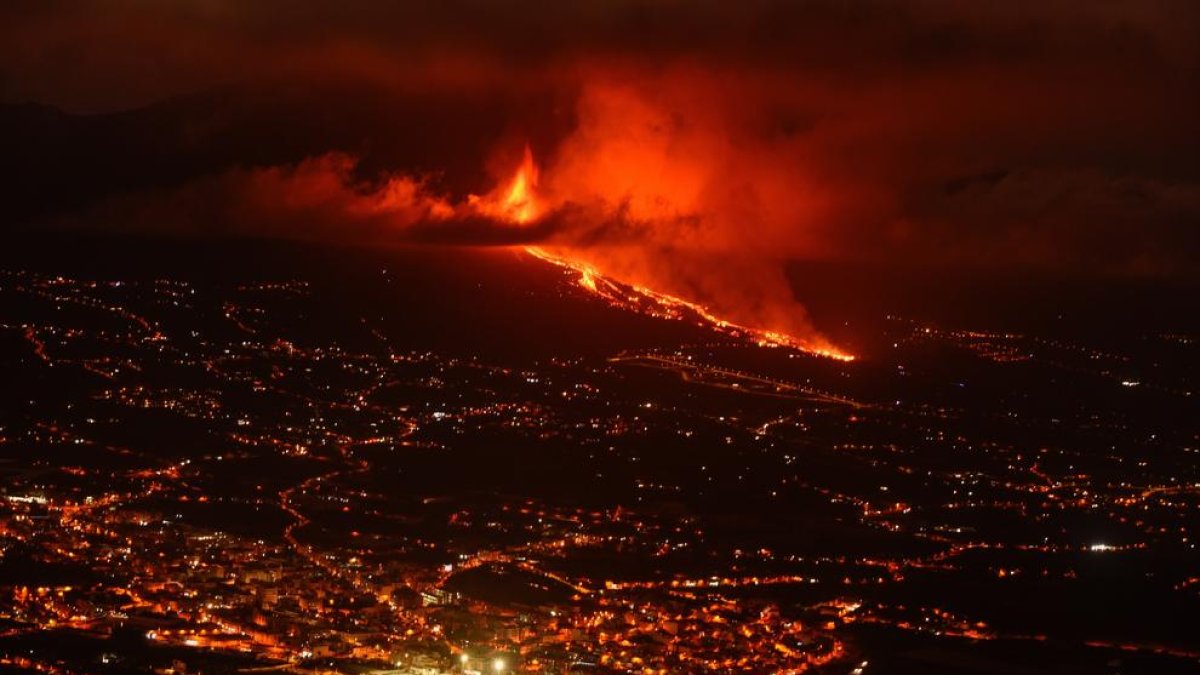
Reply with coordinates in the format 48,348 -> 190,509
482,147 -> 854,362
524,246 -> 854,361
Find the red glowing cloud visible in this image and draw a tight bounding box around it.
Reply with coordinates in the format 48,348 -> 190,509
7,1 -> 1198,355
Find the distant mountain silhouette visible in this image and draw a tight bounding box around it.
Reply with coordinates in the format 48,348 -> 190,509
0,83 -> 565,229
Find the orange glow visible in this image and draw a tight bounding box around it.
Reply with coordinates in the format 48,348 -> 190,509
579,268 -> 599,293
503,145 -> 541,224
524,246 -> 854,361
470,144 -> 543,225
464,144 -> 854,359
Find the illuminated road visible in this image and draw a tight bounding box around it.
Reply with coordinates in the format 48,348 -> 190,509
610,352 -> 867,408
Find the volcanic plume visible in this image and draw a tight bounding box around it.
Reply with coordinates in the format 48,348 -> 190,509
462,128 -> 850,359
48,79 -> 853,357
454,77 -> 852,359
4,1 -> 1196,281
12,2 -> 1194,358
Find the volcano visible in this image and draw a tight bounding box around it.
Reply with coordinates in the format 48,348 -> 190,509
0,233 -> 841,361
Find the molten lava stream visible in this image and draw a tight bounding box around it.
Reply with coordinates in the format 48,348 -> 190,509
523,246 -> 854,362
481,146 -> 853,361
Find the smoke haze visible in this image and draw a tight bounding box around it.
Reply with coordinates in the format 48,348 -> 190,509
3,1 -> 1198,346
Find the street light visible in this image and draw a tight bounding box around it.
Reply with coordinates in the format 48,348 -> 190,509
493,657 -> 506,673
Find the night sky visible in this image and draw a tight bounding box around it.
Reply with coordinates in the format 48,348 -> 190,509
2,1 -> 1197,279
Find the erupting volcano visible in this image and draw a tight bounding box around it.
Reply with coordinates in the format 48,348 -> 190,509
470,145 -> 544,226
472,146 -> 854,361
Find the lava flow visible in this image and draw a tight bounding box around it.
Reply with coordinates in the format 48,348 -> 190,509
481,146 -> 854,362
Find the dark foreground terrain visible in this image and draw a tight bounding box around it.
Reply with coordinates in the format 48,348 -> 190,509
0,236 -> 1197,674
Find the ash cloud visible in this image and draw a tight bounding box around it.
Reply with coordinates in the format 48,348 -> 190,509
3,0 -> 1198,281
54,152 -> 573,248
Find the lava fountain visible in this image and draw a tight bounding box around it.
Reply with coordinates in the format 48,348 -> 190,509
466,146 -> 854,361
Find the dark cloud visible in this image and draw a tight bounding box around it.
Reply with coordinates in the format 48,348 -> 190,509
2,1 -> 1196,112
0,0 -> 1197,278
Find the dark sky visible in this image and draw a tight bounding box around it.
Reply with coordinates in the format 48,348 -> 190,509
2,0 -> 1198,279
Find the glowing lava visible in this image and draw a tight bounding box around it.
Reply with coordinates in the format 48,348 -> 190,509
524,246 -> 854,361
479,147 -> 854,361
470,144 -> 543,225
504,146 -> 541,224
